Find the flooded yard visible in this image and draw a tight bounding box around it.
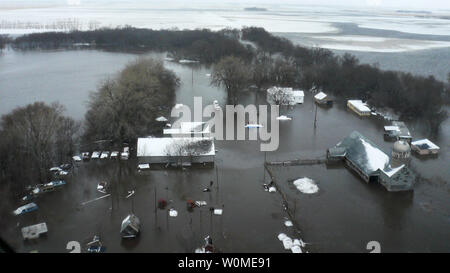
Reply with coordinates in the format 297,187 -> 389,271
0,49 -> 449,252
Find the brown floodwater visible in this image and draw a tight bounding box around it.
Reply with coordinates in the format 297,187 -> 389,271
0,49 -> 448,252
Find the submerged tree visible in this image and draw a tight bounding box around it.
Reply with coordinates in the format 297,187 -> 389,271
83,58 -> 179,144
0,102 -> 80,187
211,56 -> 251,105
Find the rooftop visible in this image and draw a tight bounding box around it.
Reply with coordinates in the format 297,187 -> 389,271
314,92 -> 327,100
347,100 -> 371,113
411,139 -> 440,150
137,137 -> 215,157
332,131 -> 407,178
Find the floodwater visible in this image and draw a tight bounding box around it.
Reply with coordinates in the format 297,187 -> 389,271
0,49 -> 449,253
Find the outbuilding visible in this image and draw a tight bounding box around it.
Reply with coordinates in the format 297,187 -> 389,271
411,139 -> 440,155
347,100 -> 371,116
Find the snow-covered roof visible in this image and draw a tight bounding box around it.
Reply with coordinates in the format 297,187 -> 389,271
384,126 -> 400,132
314,92 -> 327,100
359,138 -> 390,174
332,131 -> 389,176
292,90 -> 304,97
381,164 -> 405,177
137,137 -> 215,157
348,100 -> 371,112
411,139 -> 440,150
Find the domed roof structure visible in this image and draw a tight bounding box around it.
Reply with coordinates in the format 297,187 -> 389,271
393,140 -> 410,153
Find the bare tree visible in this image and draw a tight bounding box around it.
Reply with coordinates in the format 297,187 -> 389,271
84,58 -> 180,144
267,87 -> 293,106
0,102 -> 79,187
211,56 -> 251,105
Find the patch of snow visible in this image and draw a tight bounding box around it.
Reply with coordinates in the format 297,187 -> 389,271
293,177 -> 319,194
277,233 -> 305,253
268,186 -> 276,192
360,138 -> 389,172
284,220 -> 293,227
169,208 -> 178,217
155,116 -> 168,122
214,209 -> 223,215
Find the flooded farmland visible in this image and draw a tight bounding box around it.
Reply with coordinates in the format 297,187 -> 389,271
0,49 -> 449,253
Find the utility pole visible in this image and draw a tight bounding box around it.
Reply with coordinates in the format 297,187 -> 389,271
314,104 -> 318,129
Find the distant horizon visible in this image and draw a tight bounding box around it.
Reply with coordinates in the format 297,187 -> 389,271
1,0 -> 450,12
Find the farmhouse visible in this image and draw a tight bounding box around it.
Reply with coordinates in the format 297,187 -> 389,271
137,137 -> 215,166
267,87 -> 304,105
327,131 -> 415,192
347,100 -> 371,116
411,139 -> 440,155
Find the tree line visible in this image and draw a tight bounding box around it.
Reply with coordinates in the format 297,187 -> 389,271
12,27 -> 253,64
239,27 -> 448,133
0,102 -> 80,190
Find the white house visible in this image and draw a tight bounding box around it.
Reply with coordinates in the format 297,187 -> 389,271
137,137 -> 215,166
267,87 -> 304,105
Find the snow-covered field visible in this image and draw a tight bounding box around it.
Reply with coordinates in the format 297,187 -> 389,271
1,1 -> 450,53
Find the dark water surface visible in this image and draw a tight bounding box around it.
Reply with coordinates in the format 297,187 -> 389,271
0,49 -> 449,252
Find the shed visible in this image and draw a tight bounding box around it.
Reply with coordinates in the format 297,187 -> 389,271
411,139 -> 440,155
22,223 -> 48,240
314,92 -> 332,105
384,121 -> 412,143
347,100 -> 371,116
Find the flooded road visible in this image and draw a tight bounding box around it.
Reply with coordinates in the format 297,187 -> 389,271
0,49 -> 449,252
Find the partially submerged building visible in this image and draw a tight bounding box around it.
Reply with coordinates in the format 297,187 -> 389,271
120,214 -> 140,239
347,100 -> 371,116
411,139 -> 440,155
22,223 -> 48,240
137,137 -> 215,167
327,131 -> 415,192
314,91 -> 332,106
384,121 -> 412,143
267,87 -> 304,105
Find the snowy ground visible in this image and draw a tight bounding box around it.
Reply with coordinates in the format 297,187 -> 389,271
1,1 -> 450,53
